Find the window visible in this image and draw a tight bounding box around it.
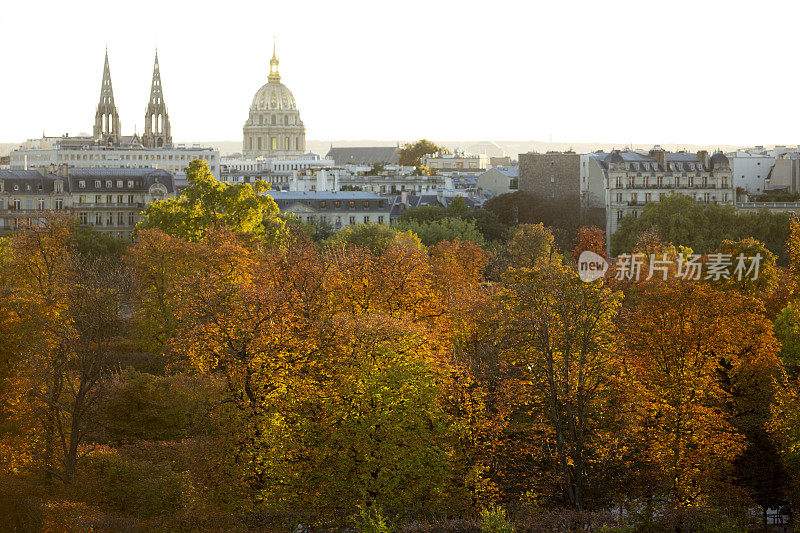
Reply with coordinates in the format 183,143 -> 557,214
128,213 -> 135,226
616,192 -> 623,203
271,137 -> 277,150
106,195 -> 113,204
617,211 -> 623,221
106,213 -> 113,226
363,216 -> 370,224
349,216 -> 356,225
11,199 -> 20,210
79,213 -> 88,225
645,193 -> 651,203
118,213 -> 124,225
37,199 -> 45,210
55,181 -> 63,193
378,216 -> 384,224
55,199 -> 63,210
95,213 -> 102,225
94,180 -> 101,188
319,201 -> 327,208
128,195 -> 134,204
95,195 -> 102,204
79,195 -> 86,204
334,200 -> 341,208
127,180 -> 134,188
363,201 -> 370,208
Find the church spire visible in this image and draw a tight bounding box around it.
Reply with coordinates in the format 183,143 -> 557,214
268,38 -> 280,83
93,48 -> 120,145
143,50 -> 172,148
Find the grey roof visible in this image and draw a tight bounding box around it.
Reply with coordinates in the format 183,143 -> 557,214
0,170 -> 67,194
326,146 -> 400,166
264,190 -> 384,201
69,168 -> 176,193
595,150 -> 721,172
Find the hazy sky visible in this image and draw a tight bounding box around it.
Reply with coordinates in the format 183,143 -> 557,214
1,0 -> 798,146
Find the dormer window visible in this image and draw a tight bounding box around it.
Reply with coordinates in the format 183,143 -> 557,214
94,180 -> 101,188
55,182 -> 63,193
79,180 -> 85,188
14,184 -> 19,191
127,180 -> 134,188
105,180 -> 112,188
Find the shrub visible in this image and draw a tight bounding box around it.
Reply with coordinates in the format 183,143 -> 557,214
95,368 -> 220,443
480,504 -> 514,533
354,506 -> 393,533
81,452 -> 188,517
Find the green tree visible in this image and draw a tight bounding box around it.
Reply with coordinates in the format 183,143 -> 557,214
137,160 -> 286,243
395,217 -> 484,247
398,139 -> 441,167
611,194 -> 792,261
329,223 -> 422,254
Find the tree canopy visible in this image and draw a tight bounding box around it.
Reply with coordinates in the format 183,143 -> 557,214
137,160 -> 286,243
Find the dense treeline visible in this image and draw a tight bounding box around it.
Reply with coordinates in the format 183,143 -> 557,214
612,194 -> 792,262
2,162 -> 800,532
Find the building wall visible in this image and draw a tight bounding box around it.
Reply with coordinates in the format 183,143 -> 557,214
477,168 -> 513,196
518,152 -> 580,201
729,151 -> 773,194
11,147 -> 219,178
579,154 -> 607,208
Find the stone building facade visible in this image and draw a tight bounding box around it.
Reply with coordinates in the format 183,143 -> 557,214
0,165 -> 176,238
582,148 -> 734,250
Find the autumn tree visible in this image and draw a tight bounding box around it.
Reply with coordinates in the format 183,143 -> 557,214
620,275 -> 781,511
398,139 -> 440,167
572,225 -> 607,262
497,223 -> 623,510
2,216 -> 131,483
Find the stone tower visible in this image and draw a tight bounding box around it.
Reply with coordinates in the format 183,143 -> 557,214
142,51 -> 172,148
93,49 -> 121,146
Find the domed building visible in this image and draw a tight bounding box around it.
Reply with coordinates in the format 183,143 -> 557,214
243,45 -> 306,158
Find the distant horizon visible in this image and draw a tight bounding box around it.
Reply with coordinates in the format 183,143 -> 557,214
2,138 -> 795,159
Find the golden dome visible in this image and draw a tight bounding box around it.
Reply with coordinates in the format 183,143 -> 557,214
250,43 -> 297,111
250,81 -> 296,110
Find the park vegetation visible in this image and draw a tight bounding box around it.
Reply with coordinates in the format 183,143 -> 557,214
1,162 -> 800,532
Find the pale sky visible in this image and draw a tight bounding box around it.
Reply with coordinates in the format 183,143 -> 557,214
1,0 -> 798,146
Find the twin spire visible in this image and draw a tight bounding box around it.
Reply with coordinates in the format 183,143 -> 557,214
93,49 -> 171,148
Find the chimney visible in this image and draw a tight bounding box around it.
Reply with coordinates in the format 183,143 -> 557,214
37,166 -> 48,178
649,147 -> 667,170
58,163 -> 70,178
697,150 -> 709,169
401,190 -> 408,206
